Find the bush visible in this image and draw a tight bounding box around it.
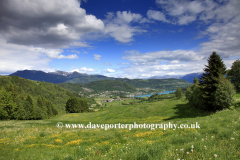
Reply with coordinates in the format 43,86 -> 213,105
213,75 -> 236,110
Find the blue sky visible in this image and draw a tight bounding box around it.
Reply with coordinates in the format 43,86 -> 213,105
0,0 -> 239,78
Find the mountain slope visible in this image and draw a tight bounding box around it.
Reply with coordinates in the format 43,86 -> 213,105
117,78 -> 192,90
84,80 -> 137,92
180,72 -> 203,83
9,70 -> 68,83
0,76 -> 82,112
9,70 -> 114,84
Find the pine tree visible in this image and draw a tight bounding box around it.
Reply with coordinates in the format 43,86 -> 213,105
187,77 -> 204,109
199,52 -> 227,111
0,87 -> 17,119
175,87 -> 182,99
25,95 -> 35,119
227,59 -> 240,92
37,95 -> 47,118
185,86 -> 191,100
65,97 -> 79,113
0,88 -> 9,120
46,100 -> 53,118
213,75 -> 235,110
17,103 -> 26,120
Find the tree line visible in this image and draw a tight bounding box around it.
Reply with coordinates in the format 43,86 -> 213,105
0,84 -> 58,120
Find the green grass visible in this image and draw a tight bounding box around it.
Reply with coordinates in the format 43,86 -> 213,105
0,94 -> 240,159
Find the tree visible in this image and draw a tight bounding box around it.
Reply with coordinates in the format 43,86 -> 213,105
65,97 -> 79,113
16,103 -> 26,120
175,87 -> 182,99
186,77 -> 204,109
227,59 -> 240,92
199,52 -> 227,111
213,75 -> 235,110
25,95 -> 35,119
0,87 -> 17,119
185,86 -> 191,100
37,95 -> 47,118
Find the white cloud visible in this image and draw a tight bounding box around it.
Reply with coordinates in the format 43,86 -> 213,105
94,54 -> 102,60
0,39 -> 52,74
178,15 -> 196,25
71,67 -> 95,73
105,69 -> 115,73
104,11 -> 148,43
0,0 -> 104,48
82,49 -> 88,54
122,50 -> 203,65
30,48 -> 78,59
147,10 -> 170,23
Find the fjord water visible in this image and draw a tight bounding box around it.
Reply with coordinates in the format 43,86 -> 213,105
135,90 -> 175,97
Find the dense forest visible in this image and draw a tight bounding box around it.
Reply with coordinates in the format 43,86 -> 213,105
83,80 -> 137,92
116,78 -> 192,90
0,76 -> 96,120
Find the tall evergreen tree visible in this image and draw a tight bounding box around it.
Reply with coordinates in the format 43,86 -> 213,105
0,87 -> 9,120
16,102 -> 26,120
227,59 -> 240,92
213,75 -> 235,110
187,77 -> 204,109
175,87 -> 182,99
37,95 -> 47,118
25,95 -> 35,119
199,52 -> 227,111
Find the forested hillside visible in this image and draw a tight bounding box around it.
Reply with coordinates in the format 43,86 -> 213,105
84,80 -> 137,92
0,76 -> 95,120
117,78 -> 192,90
56,83 -> 85,93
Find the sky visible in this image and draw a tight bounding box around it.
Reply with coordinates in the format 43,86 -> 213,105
0,0 -> 239,78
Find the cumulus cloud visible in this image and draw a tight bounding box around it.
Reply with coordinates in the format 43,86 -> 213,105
104,11 -> 148,43
94,54 -> 102,60
122,50 -> 203,65
153,0 -> 240,25
147,10 -> 170,23
30,48 -> 78,59
72,67 -> 95,73
0,39 -> 52,75
120,49 -> 206,78
105,69 -> 115,73
0,0 -> 104,48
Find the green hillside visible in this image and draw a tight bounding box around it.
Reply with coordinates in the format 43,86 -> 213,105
0,76 -> 94,116
65,75 -> 115,84
118,78 -> 192,90
56,83 -> 85,93
84,80 -> 137,92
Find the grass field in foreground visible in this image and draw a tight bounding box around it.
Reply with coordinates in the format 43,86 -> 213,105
0,94 -> 240,160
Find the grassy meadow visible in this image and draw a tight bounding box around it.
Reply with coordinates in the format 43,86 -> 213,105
0,94 -> 240,160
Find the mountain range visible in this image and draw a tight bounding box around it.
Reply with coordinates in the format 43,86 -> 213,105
148,72 -> 203,83
9,70 -> 202,84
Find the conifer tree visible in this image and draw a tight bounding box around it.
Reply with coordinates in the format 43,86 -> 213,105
175,87 -> 182,99
0,88 -> 9,120
199,52 -> 227,111
46,100 -> 53,118
17,103 -> 26,120
187,77 -> 204,109
25,95 -> 35,119
227,59 -> 240,92
37,95 -> 47,118
213,75 -> 235,110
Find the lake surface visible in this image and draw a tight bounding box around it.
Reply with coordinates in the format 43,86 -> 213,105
135,90 -> 175,98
